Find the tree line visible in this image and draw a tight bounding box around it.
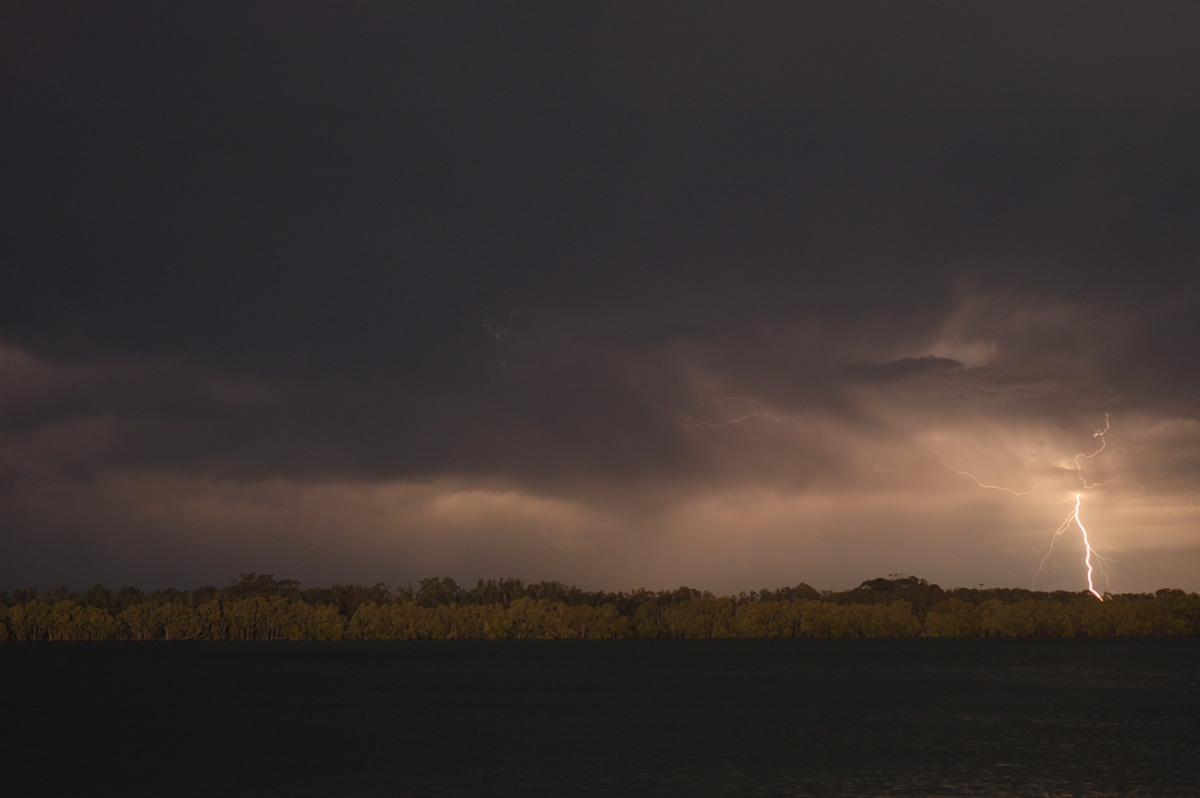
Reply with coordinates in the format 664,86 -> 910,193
2,573 -> 1197,641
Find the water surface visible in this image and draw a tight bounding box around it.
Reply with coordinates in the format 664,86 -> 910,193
3,638 -> 1197,796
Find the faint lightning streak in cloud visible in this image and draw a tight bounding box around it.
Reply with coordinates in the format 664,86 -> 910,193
682,397 -> 783,430
950,468 -> 1041,496
481,322 -> 512,339
480,322 -> 513,368
683,410 -> 784,430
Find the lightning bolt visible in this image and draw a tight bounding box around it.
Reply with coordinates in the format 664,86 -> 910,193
951,415 -> 1114,600
1037,493 -> 1111,600
1033,415 -> 1113,600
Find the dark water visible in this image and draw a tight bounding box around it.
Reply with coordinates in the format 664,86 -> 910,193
3,638 -> 1198,796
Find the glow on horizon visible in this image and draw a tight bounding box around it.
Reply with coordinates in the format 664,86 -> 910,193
4,339 -> 1197,594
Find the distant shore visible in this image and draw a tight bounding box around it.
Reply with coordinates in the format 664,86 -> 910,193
4,574 -> 1197,641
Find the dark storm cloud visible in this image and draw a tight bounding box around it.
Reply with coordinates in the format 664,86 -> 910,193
846,357 -> 965,383
3,2 -> 1199,590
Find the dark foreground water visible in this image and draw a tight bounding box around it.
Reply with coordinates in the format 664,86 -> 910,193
3,638 -> 1198,797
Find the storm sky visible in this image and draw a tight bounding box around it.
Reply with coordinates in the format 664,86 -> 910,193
4,2 -> 1199,593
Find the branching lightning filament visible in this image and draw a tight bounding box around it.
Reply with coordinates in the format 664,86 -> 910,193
1073,413 -> 1110,489
1038,493 -> 1110,601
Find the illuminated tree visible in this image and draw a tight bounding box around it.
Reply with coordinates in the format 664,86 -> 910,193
119,602 -> 160,641
155,603 -> 202,640
924,598 -> 982,637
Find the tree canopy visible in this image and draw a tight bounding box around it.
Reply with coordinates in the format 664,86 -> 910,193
2,575 -> 1197,642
